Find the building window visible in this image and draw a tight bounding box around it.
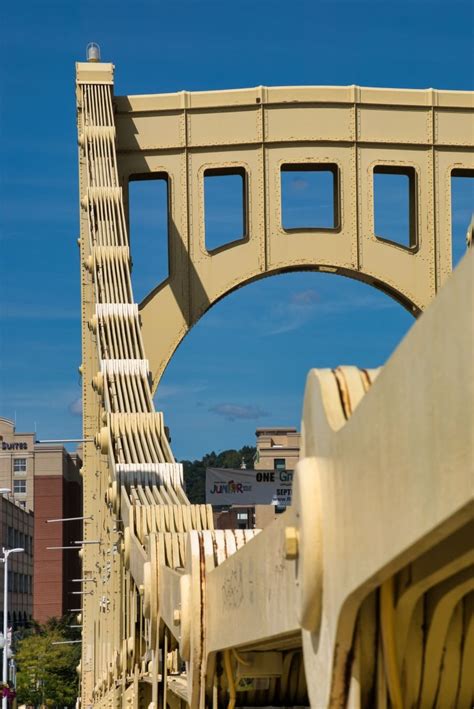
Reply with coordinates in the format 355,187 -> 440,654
13,458 -> 27,473
236,513 -> 248,521
7,527 -> 14,548
13,480 -> 27,494
274,458 -> 286,471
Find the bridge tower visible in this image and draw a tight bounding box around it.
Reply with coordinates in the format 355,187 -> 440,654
76,56 -> 473,708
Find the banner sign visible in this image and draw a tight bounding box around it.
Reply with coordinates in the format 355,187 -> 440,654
206,467 -> 293,506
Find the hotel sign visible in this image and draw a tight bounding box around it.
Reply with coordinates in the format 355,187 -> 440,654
1,441 -> 28,451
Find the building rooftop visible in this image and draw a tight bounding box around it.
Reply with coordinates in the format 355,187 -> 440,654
255,427 -> 298,434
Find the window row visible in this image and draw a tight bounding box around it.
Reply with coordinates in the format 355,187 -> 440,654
0,611 -> 32,629
13,479 -> 27,494
13,458 -> 27,473
8,572 -> 32,594
7,527 -> 33,555
128,167 -> 473,300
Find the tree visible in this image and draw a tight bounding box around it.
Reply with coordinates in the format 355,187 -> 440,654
15,616 -> 80,707
182,445 -> 256,503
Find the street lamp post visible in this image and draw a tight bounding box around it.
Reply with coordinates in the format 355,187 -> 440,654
1,548 -> 23,709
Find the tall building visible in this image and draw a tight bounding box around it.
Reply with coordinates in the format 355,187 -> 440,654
0,495 -> 34,629
254,427 -> 300,528
254,426 -> 301,472
0,417 -> 82,624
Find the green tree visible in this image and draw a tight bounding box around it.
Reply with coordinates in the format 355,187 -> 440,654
15,616 -> 80,707
182,445 -> 256,503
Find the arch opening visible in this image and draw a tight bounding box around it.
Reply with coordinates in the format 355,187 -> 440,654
194,264 -> 422,320
373,166 -> 418,250
142,262 -> 420,396
204,167 -> 248,253
153,269 -> 413,460
281,163 -> 340,231
128,173 -> 170,303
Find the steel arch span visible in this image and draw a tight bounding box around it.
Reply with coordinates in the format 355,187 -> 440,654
142,263 -> 418,388
112,81 -> 474,390
76,59 -> 474,708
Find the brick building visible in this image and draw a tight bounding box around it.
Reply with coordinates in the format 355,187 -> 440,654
0,495 -> 34,629
0,417 -> 82,624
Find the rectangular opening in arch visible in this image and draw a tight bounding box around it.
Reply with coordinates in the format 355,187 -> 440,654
128,174 -> 169,303
281,163 -> 339,231
451,169 -> 474,268
204,167 -> 247,252
373,166 -> 417,249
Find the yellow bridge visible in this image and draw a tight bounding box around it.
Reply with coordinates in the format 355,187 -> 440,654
75,58 -> 473,708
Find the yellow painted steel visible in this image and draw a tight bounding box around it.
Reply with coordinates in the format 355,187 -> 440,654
380,578 -> 403,709
76,59 -> 474,708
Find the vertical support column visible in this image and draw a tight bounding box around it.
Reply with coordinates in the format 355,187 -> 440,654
353,85 -> 362,274
76,60 -> 115,708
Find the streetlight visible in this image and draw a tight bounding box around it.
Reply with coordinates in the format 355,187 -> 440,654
0,548 -> 23,709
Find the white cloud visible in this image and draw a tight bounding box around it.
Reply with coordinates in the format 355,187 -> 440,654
288,177 -> 310,193
155,382 -> 208,400
69,397 -> 82,416
209,403 -> 268,421
264,287 -> 396,336
290,288 -> 320,305
0,304 -> 78,321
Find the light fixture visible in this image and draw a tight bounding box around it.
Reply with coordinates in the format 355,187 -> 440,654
86,43 -> 101,63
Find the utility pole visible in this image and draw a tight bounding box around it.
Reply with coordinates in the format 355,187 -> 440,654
1,547 -> 24,709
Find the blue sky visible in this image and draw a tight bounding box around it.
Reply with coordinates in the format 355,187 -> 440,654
0,0 -> 472,460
